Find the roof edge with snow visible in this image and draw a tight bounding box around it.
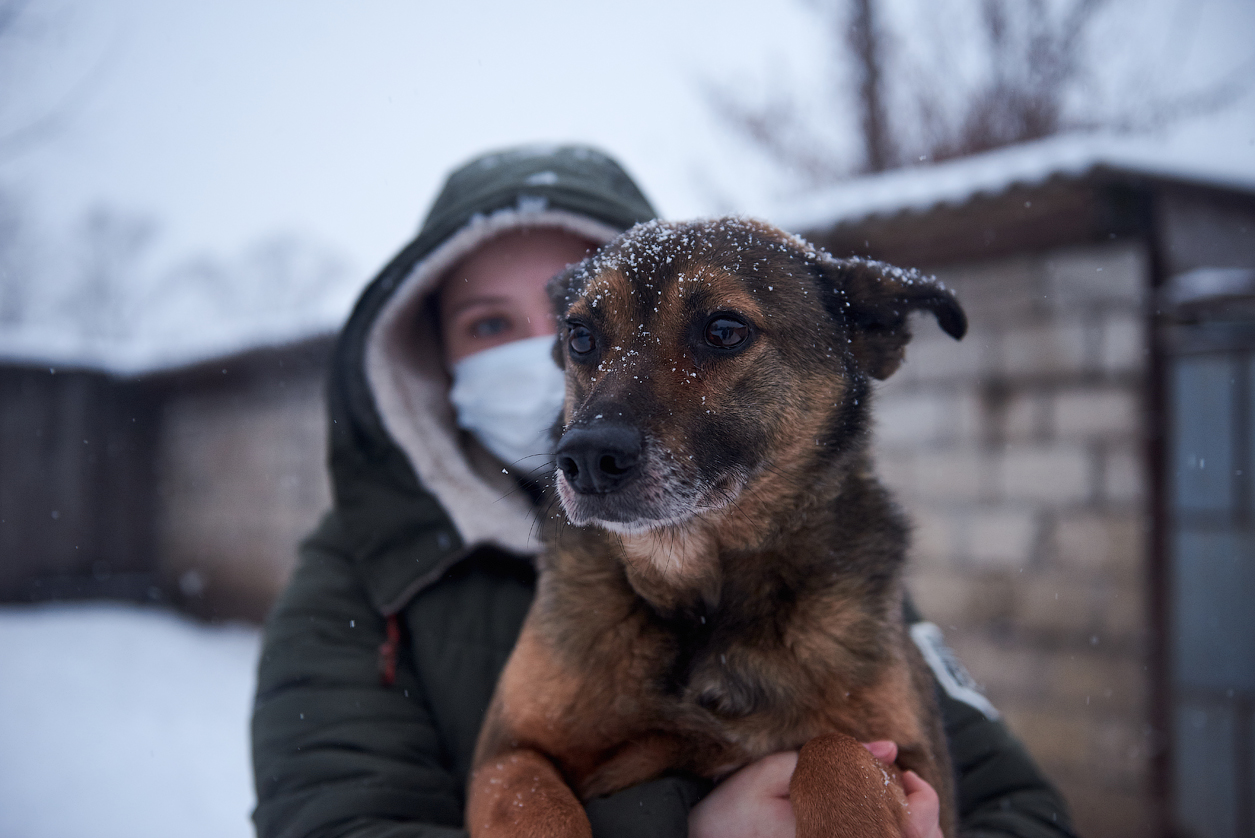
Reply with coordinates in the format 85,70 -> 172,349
775,132 -> 1255,235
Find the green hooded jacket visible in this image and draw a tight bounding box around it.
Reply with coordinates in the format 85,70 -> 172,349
250,146 -> 1077,838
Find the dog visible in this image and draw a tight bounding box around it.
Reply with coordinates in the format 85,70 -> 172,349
467,217 -> 966,837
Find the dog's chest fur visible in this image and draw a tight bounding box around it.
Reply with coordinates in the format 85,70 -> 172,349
537,478 -> 910,778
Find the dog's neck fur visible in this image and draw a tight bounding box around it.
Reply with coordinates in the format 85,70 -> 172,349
539,462 -> 909,738
568,453 -> 905,619
616,523 -> 722,613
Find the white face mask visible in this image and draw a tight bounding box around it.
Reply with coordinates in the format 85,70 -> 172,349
448,335 -> 566,477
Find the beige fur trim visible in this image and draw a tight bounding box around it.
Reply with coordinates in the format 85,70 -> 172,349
365,206 -> 621,554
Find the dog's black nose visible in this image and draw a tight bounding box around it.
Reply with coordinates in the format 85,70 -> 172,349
556,424 -> 642,494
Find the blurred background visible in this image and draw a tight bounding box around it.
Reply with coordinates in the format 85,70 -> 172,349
0,0 -> 1252,836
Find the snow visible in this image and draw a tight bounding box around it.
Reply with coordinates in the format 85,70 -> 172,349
774,131 -> 1255,235
0,315 -> 340,378
0,602 -> 260,838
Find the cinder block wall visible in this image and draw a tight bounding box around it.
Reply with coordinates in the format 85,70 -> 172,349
873,240 -> 1151,838
155,372 -> 331,622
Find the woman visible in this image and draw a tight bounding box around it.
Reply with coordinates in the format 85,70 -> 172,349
250,145 -> 1074,838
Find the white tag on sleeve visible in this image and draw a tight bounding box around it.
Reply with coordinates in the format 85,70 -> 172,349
910,621 -> 1001,721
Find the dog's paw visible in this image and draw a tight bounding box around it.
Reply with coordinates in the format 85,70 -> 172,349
790,732 -> 909,838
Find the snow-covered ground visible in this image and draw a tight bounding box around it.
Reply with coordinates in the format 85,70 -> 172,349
0,602 -> 260,838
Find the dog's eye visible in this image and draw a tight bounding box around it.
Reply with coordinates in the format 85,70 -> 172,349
705,316 -> 750,350
568,325 -> 596,357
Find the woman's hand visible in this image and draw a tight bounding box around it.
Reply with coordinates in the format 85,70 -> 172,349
864,740 -> 944,838
688,751 -> 798,838
901,768 -> 943,838
687,742 -> 943,838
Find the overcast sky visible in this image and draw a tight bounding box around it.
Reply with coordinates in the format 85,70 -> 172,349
0,0 -> 1252,366
1,1 -> 824,273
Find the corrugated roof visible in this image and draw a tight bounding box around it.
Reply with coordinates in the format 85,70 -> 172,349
777,132 -> 1255,234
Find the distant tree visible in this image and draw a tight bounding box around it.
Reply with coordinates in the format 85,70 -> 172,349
915,0 -> 1108,164
142,232 -> 351,353
0,190 -> 24,324
0,0 -> 47,157
73,207 -> 157,341
709,0 -> 1254,183
0,0 -> 34,326
0,0 -> 103,160
234,235 -> 349,316
0,0 -> 93,338
0,1 -> 352,359
848,0 -> 893,173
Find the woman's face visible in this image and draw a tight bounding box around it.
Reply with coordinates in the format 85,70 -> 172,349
439,229 -> 598,366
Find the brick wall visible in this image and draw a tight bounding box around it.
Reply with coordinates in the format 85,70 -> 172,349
154,355 -> 332,622
873,240 -> 1152,837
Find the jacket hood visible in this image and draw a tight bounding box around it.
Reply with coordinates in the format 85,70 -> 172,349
325,145 -> 657,614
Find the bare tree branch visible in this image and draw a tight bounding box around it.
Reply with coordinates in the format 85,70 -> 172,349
701,81 -> 848,183
848,0 -> 894,171
0,0 -> 107,161
705,0 -> 1253,186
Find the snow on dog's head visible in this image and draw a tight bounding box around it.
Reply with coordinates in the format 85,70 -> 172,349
546,217 -> 965,574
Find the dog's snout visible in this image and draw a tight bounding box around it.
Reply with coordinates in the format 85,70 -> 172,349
556,424 -> 642,494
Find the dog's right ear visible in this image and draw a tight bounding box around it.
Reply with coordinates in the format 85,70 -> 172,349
822,256 -> 966,380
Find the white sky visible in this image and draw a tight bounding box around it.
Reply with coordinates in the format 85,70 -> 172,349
0,0 -> 1252,367
1,0 -> 827,275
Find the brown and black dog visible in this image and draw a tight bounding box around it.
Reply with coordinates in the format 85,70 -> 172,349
467,217 -> 967,837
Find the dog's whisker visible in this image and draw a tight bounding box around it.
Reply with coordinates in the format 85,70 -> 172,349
488,451 -> 558,508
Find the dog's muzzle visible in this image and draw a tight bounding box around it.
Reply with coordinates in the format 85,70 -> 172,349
555,423 -> 642,495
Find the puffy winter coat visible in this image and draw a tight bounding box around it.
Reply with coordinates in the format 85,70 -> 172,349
250,146 -> 1076,838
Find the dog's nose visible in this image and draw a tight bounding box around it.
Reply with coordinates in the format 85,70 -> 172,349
555,424 -> 642,494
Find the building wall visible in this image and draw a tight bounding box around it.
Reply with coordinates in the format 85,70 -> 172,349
871,239 -> 1152,837
0,366 -> 159,600
154,356 -> 332,622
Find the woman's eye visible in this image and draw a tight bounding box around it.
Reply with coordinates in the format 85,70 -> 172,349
471,316 -> 509,339
568,325 -> 595,356
705,316 -> 750,350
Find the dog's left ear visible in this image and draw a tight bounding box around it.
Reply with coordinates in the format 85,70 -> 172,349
825,257 -> 966,380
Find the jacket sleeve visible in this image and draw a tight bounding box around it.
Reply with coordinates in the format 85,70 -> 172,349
250,517 -> 699,838
942,692 -> 1077,838
251,516 -> 467,838
585,776 -> 712,838
908,619 -> 1077,838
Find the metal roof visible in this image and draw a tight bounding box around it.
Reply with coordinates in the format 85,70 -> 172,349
777,133 -> 1255,234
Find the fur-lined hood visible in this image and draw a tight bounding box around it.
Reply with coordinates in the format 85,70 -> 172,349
323,146 -> 656,615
